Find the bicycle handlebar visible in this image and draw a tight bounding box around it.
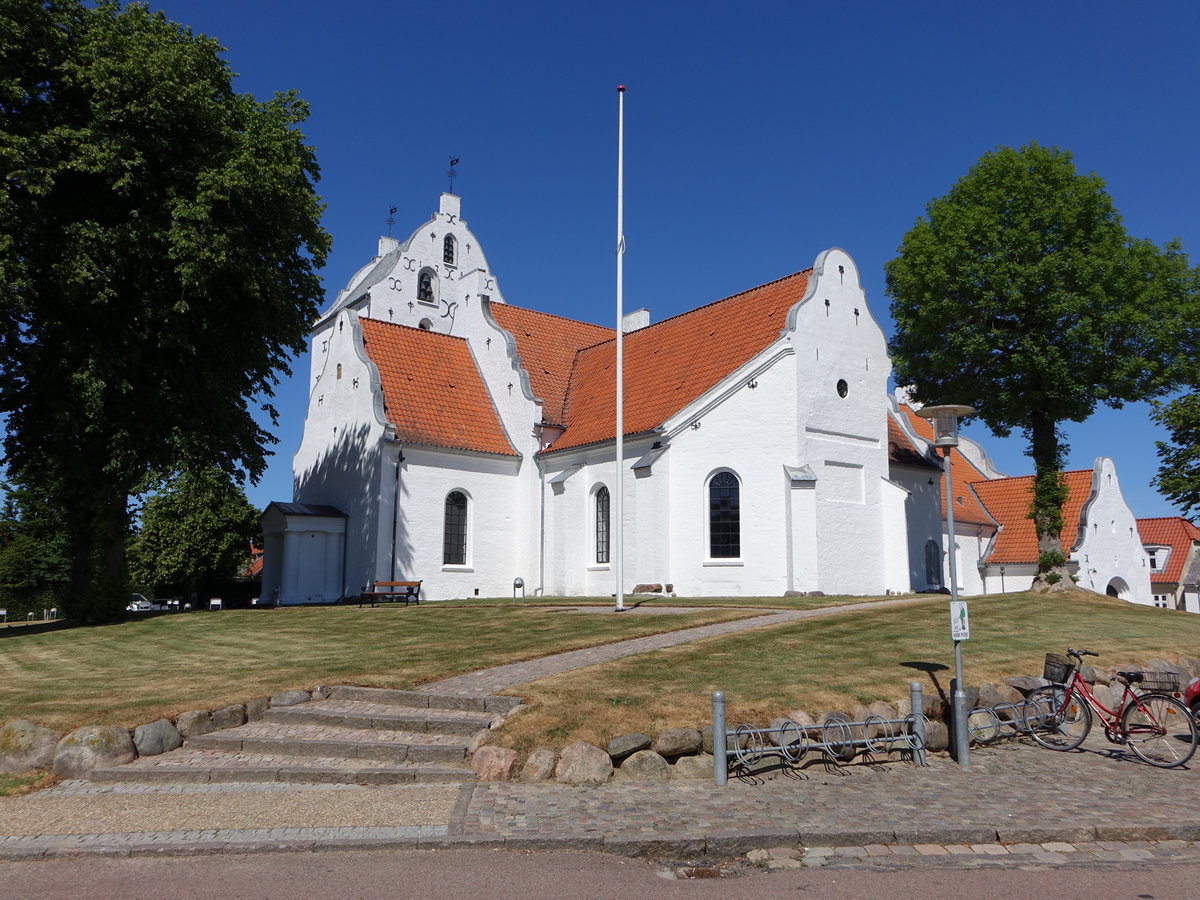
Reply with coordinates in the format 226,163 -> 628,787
1067,647 -> 1098,659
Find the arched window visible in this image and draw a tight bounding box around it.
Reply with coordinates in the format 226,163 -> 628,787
443,234 -> 456,265
443,491 -> 468,565
708,471 -> 740,558
925,540 -> 942,587
595,486 -> 610,564
418,269 -> 435,303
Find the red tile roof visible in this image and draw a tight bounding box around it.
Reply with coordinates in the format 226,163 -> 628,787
488,304 -> 614,426
971,469 -> 1096,564
887,411 -> 939,469
360,319 -> 518,457
1137,517 -> 1200,584
897,405 -> 995,526
548,270 -> 811,452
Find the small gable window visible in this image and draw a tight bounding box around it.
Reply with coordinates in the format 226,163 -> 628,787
708,471 -> 741,559
595,486 -> 610,564
443,234 -> 456,265
418,268 -> 436,303
443,491 -> 468,565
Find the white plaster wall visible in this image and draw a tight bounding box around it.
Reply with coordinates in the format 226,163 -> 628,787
881,478 -> 912,592
889,464 -> 949,591
789,249 -> 893,596
946,522 -> 990,597
981,564 -> 1038,595
260,509 -> 345,606
392,446 -> 523,600
292,309 -> 391,600
1071,458 -> 1152,605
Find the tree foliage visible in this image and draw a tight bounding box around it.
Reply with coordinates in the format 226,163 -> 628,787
128,467 -> 260,599
0,1 -> 330,621
0,470 -> 72,618
1151,394 -> 1200,519
886,143 -> 1198,585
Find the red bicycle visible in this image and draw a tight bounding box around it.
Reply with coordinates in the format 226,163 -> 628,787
1023,648 -> 1198,768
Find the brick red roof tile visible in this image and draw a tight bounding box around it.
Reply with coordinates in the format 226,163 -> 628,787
548,270 -> 811,452
360,319 -> 517,457
1137,516 -> 1200,584
887,411 -> 939,469
971,469 -> 1095,565
488,304 -> 614,426
897,405 -> 995,526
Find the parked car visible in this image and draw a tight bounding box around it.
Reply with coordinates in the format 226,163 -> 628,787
126,593 -> 154,612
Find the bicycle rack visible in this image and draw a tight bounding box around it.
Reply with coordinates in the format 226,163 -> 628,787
712,683 -> 931,786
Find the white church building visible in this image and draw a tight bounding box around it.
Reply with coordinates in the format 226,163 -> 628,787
260,194 -> 1154,607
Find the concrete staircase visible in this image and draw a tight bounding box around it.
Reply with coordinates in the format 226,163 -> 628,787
89,686 -> 523,785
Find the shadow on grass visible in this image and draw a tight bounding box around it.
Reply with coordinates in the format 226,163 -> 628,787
900,660 -> 950,706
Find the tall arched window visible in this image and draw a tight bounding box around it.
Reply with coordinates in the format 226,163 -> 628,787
443,491 -> 468,565
595,486 -> 610,564
418,269 -> 435,303
443,234 -> 456,264
925,540 -> 942,587
708,471 -> 740,558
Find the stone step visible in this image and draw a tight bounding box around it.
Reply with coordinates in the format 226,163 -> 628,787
89,748 -> 476,786
328,685 -> 523,715
187,721 -> 469,764
262,699 -> 496,736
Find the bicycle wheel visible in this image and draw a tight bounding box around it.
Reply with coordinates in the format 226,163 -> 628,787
1023,685 -> 1091,750
1121,693 -> 1198,768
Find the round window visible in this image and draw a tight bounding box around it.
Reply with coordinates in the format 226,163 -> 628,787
836,379 -> 848,398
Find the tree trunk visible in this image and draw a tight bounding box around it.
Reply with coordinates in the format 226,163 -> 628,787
1028,411 -> 1073,592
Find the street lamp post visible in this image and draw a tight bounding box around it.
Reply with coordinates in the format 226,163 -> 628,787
916,403 -> 975,767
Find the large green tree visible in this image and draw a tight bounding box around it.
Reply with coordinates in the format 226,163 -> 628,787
0,1 -> 330,621
1150,393 -> 1200,519
128,467 -> 260,600
887,143 -> 1197,589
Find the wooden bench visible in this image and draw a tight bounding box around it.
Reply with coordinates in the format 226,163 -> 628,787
359,580 -> 422,607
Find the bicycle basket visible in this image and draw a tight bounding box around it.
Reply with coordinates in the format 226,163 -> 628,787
1135,671 -> 1180,694
1043,653 -> 1072,683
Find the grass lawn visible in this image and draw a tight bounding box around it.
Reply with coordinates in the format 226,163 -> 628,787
0,603 -> 759,732
490,590 -> 1200,756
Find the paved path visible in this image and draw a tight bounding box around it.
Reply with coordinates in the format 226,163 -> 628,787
422,596 -> 932,694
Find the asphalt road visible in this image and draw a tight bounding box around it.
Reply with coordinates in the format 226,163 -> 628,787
2,849 -> 1197,899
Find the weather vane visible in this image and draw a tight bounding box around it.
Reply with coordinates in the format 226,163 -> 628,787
386,205 -> 396,237
447,157 -> 460,194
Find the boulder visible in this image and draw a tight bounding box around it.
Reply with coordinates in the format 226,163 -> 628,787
1178,656 -> 1200,679
471,746 -> 518,782
1078,665 -> 1097,685
867,701 -> 898,722
617,749 -> 670,781
978,682 -> 1022,709
554,741 -> 612,785
466,728 -> 492,756
769,717 -> 806,747
53,726 -> 136,778
651,727 -> 702,758
133,719 -> 182,756
245,697 -> 269,722
896,692 -> 941,719
607,733 -> 651,761
270,689 -> 310,707
210,705 -> 246,731
1005,675 -> 1047,695
1091,668 -> 1112,685
631,583 -> 663,594
0,720 -> 59,774
520,748 -> 557,783
311,685 -> 331,700
176,710 -> 215,738
671,753 -> 713,780
923,720 -> 950,753
784,709 -> 817,728
819,712 -> 858,762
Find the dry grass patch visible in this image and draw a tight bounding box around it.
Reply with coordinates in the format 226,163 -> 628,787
492,591 -> 1200,756
0,604 -> 757,732
0,773 -> 56,798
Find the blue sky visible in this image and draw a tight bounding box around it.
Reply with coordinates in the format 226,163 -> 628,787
149,0 -> 1200,518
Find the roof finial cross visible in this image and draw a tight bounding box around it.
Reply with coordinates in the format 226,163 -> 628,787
447,157 -> 460,194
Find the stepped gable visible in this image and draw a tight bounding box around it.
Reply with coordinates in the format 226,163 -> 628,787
360,318 -> 517,457
488,303 -> 614,427
971,469 -> 1095,565
897,405 -> 995,526
549,269 -> 811,452
1137,516 -> 1200,584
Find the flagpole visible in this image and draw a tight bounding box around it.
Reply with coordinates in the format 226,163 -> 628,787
614,85 -> 626,613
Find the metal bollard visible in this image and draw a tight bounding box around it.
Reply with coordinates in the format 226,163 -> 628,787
909,682 -> 928,767
712,691 -> 727,786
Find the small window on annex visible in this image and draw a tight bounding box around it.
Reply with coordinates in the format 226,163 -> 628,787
595,486 -> 610,564
418,269 -> 436,303
443,234 -> 456,265
443,491 -> 468,565
925,540 -> 942,587
708,471 -> 740,558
